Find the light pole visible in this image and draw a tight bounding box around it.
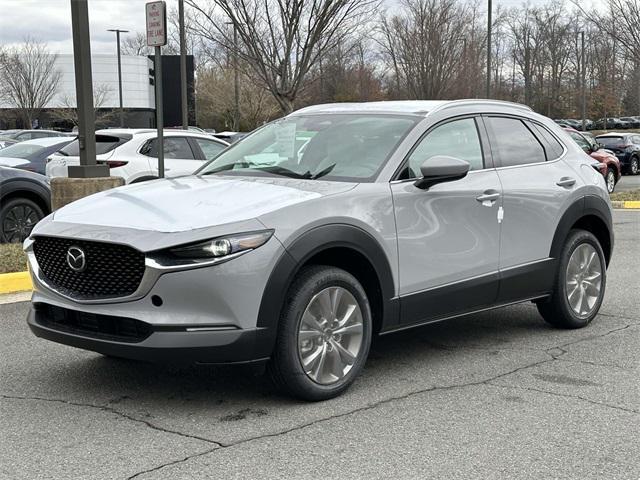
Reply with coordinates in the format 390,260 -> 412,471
580,31 -> 586,131
486,0 -> 492,98
107,28 -> 129,127
178,0 -> 188,129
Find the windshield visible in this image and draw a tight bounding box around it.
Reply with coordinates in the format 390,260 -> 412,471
0,142 -> 44,159
198,114 -> 419,181
597,136 -> 625,147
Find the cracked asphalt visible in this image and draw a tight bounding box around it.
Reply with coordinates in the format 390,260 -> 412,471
1,211 -> 638,480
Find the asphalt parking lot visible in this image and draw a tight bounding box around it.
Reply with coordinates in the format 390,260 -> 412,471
616,174 -> 640,192
1,210 -> 638,480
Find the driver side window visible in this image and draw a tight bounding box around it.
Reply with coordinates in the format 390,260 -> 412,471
402,118 -> 484,179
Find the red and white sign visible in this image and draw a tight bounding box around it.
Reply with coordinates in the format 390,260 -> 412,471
146,1 -> 167,47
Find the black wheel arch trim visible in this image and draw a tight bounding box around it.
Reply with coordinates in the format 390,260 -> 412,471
0,179 -> 51,212
255,223 -> 398,358
550,195 -> 613,265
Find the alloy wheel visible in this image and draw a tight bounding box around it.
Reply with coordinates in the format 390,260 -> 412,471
606,170 -> 615,193
632,158 -> 639,175
297,286 -> 364,385
565,243 -> 603,318
2,204 -> 39,243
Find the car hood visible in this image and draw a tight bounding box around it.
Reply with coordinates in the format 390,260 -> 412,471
51,175 -> 356,233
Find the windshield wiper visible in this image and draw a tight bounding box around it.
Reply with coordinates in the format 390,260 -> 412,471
203,163 -> 336,180
308,163 -> 335,180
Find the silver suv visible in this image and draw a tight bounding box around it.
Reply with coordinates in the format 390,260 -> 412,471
25,100 -> 613,401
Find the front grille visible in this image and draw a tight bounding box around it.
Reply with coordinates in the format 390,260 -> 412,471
35,303 -> 152,343
33,236 -> 145,300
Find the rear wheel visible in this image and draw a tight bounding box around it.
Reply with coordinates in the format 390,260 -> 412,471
629,156 -> 639,175
0,198 -> 44,243
537,229 -> 606,329
605,168 -> 616,193
268,265 -> 372,401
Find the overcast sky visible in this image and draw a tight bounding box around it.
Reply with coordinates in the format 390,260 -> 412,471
0,0 -> 602,55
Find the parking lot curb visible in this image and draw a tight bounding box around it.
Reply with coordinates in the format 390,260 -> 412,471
611,200 -> 640,209
0,272 -> 32,294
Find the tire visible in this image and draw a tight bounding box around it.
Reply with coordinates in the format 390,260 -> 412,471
0,197 -> 45,243
268,265 -> 372,401
605,168 -> 616,193
537,229 -> 606,329
629,156 -> 639,175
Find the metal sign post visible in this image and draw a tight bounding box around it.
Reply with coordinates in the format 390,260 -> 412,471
146,1 -> 167,178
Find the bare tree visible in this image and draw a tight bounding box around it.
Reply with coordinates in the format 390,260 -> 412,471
121,32 -> 152,56
0,38 -> 61,127
50,83 -> 115,127
377,0 -> 480,100
187,0 -> 379,114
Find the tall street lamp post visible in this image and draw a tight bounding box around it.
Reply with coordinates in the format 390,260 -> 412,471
178,0 -> 188,129
107,28 -> 129,127
486,0 -> 492,99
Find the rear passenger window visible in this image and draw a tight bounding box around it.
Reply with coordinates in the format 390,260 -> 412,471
529,122 -> 564,160
486,117 -> 546,167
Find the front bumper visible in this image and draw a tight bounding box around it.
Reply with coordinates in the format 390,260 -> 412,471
27,304 -> 270,364
25,230 -> 286,364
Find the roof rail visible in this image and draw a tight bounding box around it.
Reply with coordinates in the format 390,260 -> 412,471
431,99 -> 533,114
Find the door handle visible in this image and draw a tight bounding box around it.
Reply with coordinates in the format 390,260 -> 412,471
556,177 -> 576,187
476,190 -> 500,204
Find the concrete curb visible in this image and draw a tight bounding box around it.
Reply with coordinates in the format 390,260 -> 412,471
611,200 -> 640,209
0,271 -> 32,294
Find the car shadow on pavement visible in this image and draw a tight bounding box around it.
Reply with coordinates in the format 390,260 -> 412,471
29,303 -> 554,407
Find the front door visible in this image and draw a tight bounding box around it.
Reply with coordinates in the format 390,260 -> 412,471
391,116 -> 502,326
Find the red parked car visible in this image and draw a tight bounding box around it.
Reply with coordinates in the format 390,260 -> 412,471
564,127 -> 621,193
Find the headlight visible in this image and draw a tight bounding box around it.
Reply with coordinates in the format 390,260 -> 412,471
147,230 -> 274,271
169,230 -> 274,259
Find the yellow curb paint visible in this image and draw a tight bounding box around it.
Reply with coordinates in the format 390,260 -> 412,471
623,201 -> 640,209
0,271 -> 32,294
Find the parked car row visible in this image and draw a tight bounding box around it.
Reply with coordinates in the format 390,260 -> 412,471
554,116 -> 640,131
0,129 -> 73,149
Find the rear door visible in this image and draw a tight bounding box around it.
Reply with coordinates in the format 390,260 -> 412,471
484,116 -> 576,302
391,116 -> 502,325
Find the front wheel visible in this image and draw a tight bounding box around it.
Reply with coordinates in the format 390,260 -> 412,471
537,229 -> 606,329
0,198 -> 45,243
605,168 -> 616,193
630,157 -> 639,175
268,265 -> 372,401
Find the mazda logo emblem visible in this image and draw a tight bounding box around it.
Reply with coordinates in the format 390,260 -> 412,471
66,246 -> 86,272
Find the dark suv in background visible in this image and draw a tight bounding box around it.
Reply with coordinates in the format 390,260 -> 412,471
595,133 -> 640,175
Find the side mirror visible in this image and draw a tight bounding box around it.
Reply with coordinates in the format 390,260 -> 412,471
414,155 -> 470,190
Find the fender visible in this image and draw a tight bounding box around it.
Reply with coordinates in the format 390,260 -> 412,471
0,179 -> 51,212
254,223 -> 398,358
549,194 -> 613,263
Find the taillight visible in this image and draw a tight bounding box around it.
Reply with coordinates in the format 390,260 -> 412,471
98,160 -> 128,168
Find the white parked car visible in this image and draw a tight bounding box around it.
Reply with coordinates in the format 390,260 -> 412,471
46,129 -> 229,183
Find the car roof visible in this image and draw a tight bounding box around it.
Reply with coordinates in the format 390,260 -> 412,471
8,136 -> 73,147
291,99 -> 533,117
127,130 -> 229,144
96,128 -> 156,135
596,132 -> 629,137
